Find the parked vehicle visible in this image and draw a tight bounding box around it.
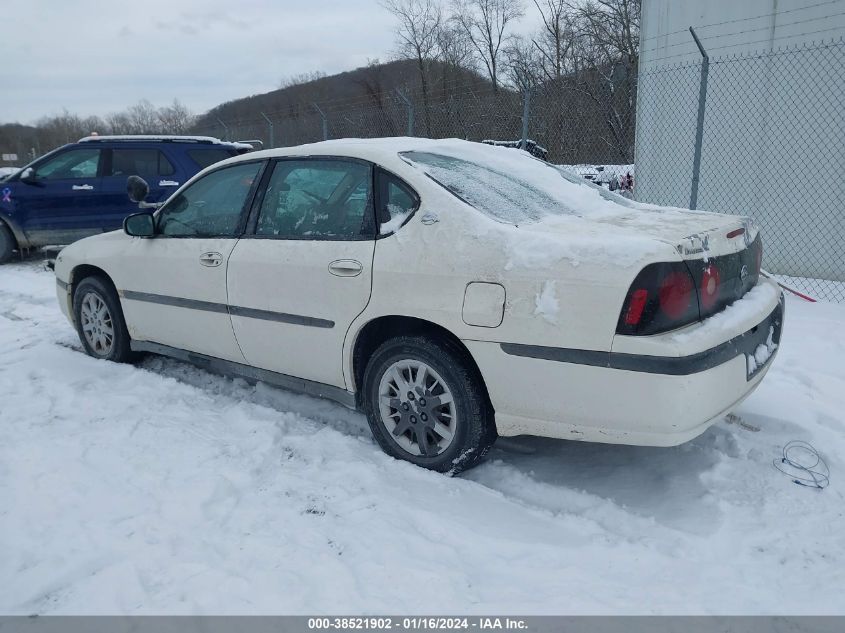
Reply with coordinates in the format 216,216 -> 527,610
54,138 -> 783,473
481,138 -> 549,161
0,135 -> 252,263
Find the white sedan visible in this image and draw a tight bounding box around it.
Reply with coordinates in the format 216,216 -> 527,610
54,138 -> 784,473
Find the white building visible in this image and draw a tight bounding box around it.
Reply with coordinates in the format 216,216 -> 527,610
635,0 -> 845,286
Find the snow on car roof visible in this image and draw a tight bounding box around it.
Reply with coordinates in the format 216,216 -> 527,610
78,135 -> 252,149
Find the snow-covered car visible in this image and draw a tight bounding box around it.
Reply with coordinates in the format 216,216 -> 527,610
54,138 -> 784,473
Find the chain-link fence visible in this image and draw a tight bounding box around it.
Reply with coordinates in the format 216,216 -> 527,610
195,39 -> 844,302
637,38 -> 844,302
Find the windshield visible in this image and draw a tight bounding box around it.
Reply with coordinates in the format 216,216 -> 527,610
400,149 -> 637,224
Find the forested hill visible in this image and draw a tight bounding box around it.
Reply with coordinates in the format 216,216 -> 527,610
193,58 -> 495,130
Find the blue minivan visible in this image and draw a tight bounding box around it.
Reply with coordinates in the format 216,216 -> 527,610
0,135 -> 252,263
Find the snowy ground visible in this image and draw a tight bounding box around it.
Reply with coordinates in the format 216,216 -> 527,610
1,256 -> 844,615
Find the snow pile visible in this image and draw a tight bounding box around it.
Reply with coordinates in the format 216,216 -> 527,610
2,260 -> 845,615
533,281 -> 559,324
379,204 -> 412,235
747,326 -> 778,375
669,281 -> 780,345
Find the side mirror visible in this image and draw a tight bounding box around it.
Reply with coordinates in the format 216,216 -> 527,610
124,212 -> 156,238
19,167 -> 36,183
126,175 -> 150,203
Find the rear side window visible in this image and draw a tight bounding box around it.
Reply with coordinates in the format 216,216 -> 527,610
254,159 -> 374,240
377,171 -> 419,235
110,149 -> 174,177
188,149 -> 237,169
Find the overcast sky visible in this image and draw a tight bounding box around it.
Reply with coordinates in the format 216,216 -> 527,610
2,0 -> 409,124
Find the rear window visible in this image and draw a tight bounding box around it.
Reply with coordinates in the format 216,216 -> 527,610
188,149 -> 237,169
400,150 -> 574,224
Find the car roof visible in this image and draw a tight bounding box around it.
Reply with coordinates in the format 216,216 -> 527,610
77,135 -> 253,150
227,136 -> 513,172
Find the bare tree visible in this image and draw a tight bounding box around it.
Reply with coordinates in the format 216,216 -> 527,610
278,70 -> 328,89
434,19 -> 476,93
504,35 -> 542,92
451,0 -> 524,91
125,100 -> 161,134
381,0 -> 442,134
157,99 -> 195,134
531,0 -> 577,80
574,0 -> 639,65
567,0 -> 641,161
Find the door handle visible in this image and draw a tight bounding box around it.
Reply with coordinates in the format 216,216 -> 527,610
159,180 -> 180,187
72,184 -> 94,191
199,252 -> 223,267
328,259 -> 363,277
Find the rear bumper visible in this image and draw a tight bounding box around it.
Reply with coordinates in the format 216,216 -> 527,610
465,285 -> 784,445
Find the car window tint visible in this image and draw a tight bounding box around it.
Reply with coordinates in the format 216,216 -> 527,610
188,149 -> 236,169
35,149 -> 100,180
378,172 -> 419,235
111,149 -> 175,177
256,159 -> 374,239
157,162 -> 261,237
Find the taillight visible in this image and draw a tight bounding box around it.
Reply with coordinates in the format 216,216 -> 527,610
616,262 -> 700,335
699,265 -> 721,310
659,271 -> 695,318
624,289 -> 649,325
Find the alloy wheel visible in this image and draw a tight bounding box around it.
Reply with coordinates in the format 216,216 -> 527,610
377,359 -> 457,457
80,291 -> 115,356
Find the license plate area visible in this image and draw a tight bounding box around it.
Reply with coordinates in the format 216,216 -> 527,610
745,298 -> 784,380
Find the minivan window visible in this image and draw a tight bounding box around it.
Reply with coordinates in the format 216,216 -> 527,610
35,148 -> 100,180
110,149 -> 175,177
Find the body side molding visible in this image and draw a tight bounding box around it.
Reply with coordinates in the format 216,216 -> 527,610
501,301 -> 783,379
120,289 -> 335,328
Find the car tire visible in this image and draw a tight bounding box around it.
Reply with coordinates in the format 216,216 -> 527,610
0,223 -> 16,264
72,276 -> 135,363
362,335 -> 497,474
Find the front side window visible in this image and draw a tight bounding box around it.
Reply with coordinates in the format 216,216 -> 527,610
255,159 -> 374,239
110,149 -> 175,177
157,161 -> 262,237
35,148 -> 100,180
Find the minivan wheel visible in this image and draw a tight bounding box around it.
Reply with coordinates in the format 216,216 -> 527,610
72,276 -> 134,363
362,335 -> 496,474
0,223 -> 15,264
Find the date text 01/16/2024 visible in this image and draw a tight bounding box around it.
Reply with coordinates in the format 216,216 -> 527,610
307,618 -> 529,630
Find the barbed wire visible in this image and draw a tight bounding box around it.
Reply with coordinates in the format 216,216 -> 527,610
639,7 -> 845,56
638,0 -> 844,45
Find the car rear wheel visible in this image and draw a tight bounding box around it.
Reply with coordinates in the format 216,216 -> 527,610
72,276 -> 134,363
0,223 -> 15,264
362,335 -> 496,474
